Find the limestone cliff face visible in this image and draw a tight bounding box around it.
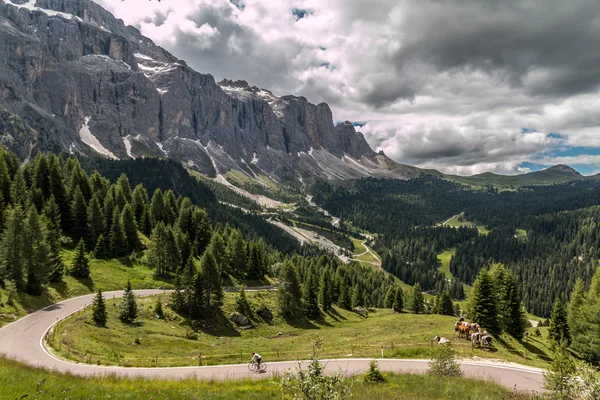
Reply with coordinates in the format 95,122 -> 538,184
0,0 -> 417,183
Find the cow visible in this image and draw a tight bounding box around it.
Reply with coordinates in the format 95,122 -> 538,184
455,321 -> 471,338
434,336 -> 451,345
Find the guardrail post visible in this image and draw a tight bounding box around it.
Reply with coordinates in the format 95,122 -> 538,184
380,346 -> 384,358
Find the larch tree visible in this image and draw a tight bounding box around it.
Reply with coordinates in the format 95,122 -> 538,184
200,249 -> 223,309
303,264 -> 321,318
0,205 -> 27,289
392,287 -> 404,313
277,261 -> 302,317
121,204 -> 138,252
468,269 -> 499,332
549,299 -> 571,346
409,282 -> 425,314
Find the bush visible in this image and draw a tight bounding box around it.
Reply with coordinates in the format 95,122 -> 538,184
185,331 -> 199,341
544,344 -> 577,399
134,337 -> 141,345
533,328 -> 542,337
256,304 -> 273,323
429,345 -> 462,377
363,360 -> 385,383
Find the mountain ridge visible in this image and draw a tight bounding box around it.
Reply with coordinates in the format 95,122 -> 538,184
0,0 -> 426,186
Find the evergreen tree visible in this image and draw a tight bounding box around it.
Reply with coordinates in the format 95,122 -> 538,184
235,285 -> 251,315
0,206 -> 26,289
200,250 -> 222,309
568,279 -> 586,352
409,282 -> 425,314
192,208 -> 212,255
384,287 -> 396,309
70,186 -> 88,238
32,154 -> 51,200
163,190 -> 178,225
11,169 -> 27,206
131,184 -> 148,226
103,191 -> 115,236
165,226 -> 181,273
148,222 -> 170,277
116,173 -> 132,204
87,194 -> 104,245
468,269 -> 499,332
490,264 -> 526,338
93,234 -> 109,259
247,241 -> 268,279
109,208 -> 128,257
24,207 -> 50,295
92,289 -> 107,327
47,228 -> 64,283
89,171 -> 109,199
277,261 -> 302,317
227,229 -> 247,276
150,188 -> 165,225
351,283 -> 366,308
319,270 -> 333,311
71,239 -> 90,278
0,151 -> 11,205
337,278 -> 351,310
119,281 -> 138,323
154,297 -> 164,319
392,287 -> 404,313
549,299 -> 571,346
438,290 -> 454,316
208,233 -> 230,276
303,265 -> 321,318
191,270 -> 206,319
121,204 -> 138,252
175,229 -> 192,271
48,156 -> 69,230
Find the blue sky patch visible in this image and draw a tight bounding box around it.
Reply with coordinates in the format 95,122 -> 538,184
292,8 -> 311,20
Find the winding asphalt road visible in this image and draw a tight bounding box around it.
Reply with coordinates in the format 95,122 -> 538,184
0,290 -> 545,394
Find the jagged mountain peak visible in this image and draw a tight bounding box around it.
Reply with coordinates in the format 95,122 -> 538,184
0,0 -> 420,185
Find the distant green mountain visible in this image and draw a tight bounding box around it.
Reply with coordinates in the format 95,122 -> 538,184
444,165 -> 583,188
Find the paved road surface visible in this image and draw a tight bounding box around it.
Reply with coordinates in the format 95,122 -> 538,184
0,290 -> 545,394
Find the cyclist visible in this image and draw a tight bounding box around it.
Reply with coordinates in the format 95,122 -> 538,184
250,352 -> 262,367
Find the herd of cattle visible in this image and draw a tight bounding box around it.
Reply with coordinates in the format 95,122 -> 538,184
434,319 -> 493,349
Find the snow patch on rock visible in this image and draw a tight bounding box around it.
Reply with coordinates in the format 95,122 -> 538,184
7,0 -> 82,21
79,117 -> 117,160
123,136 -> 134,158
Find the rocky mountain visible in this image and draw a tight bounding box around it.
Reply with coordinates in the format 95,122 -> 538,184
0,0 -> 421,185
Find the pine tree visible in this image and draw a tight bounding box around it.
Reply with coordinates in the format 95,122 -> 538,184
351,283 -> 365,308
131,184 -> 148,226
319,270 -> 333,311
148,222 -> 170,277
121,204 -> 138,252
190,270 -> 206,319
163,190 -> 178,226
384,287 -> 396,309
392,287 -> 404,313
490,264 -> 526,338
303,265 -> 321,318
93,234 -> 109,259
409,282 -> 425,314
116,173 -> 132,204
200,249 -> 222,309
70,186 -> 88,239
87,194 -> 104,245
468,269 -> 499,332
165,226 -> 181,273
119,281 -> 138,323
154,297 -> 164,319
337,278 -> 351,310
11,169 -> 27,207
192,208 -> 212,256
235,284 -> 251,315
92,289 -> 107,327
47,228 -> 64,283
175,230 -> 192,271
0,152 -> 11,205
568,279 -> 586,352
109,208 -> 128,257
0,206 -> 26,289
48,156 -> 69,230
150,188 -> 165,226
439,290 -> 454,316
277,261 -> 302,317
208,233 -> 230,276
549,299 -> 571,346
24,207 -> 50,295
71,239 -> 90,278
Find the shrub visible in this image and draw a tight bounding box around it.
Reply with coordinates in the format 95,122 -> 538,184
185,331 -> 199,341
544,344 -> 577,399
256,304 -> 273,323
429,345 -> 462,377
363,360 -> 385,383
134,337 -> 141,345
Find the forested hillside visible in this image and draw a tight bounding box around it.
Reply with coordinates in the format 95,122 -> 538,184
0,150 -> 400,324
314,177 -> 600,316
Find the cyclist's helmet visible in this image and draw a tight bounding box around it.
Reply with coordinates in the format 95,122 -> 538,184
252,352 -> 255,355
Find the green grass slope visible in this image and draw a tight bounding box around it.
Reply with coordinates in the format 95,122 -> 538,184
0,357 -> 536,400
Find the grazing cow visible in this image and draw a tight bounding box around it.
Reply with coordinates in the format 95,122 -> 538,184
481,334 -> 493,348
434,336 -> 451,345
470,323 -> 480,333
454,321 -> 471,338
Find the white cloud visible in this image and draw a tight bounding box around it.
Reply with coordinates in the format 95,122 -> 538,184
96,0 -> 600,175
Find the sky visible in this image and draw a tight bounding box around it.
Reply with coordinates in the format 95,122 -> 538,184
96,0 -> 600,176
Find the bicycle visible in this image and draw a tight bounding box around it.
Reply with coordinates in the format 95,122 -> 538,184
248,359 -> 267,372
